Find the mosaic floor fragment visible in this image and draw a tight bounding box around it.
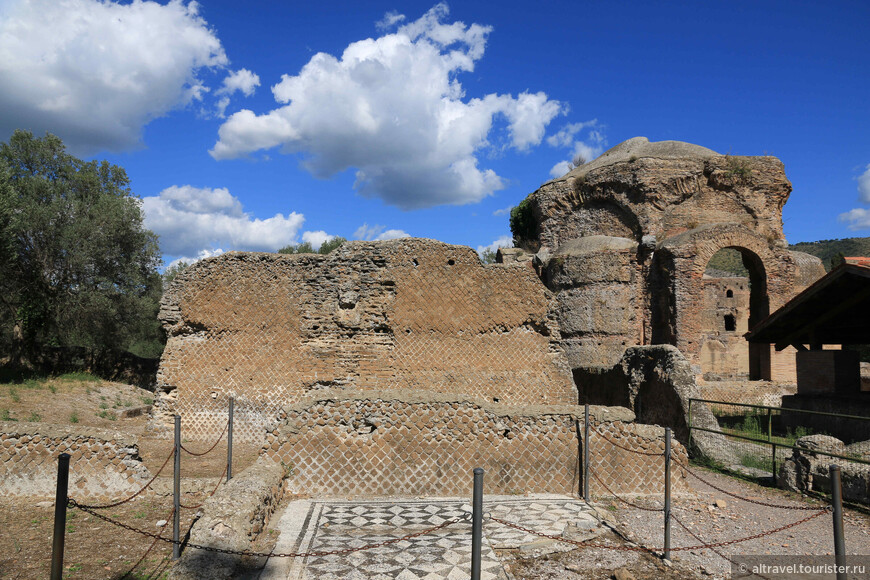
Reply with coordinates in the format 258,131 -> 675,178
258,495 -> 598,580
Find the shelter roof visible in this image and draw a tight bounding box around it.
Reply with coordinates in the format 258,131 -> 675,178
746,262 -> 870,349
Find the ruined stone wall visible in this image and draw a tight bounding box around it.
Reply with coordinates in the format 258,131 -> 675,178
542,236 -> 642,369
523,138 -> 791,254
699,276 -> 750,379
519,137 -> 809,381
0,422 -> 152,500
154,239 -> 575,441
262,391 -> 686,497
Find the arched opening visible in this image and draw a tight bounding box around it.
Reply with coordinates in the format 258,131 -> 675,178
700,247 -> 769,380
650,250 -> 677,346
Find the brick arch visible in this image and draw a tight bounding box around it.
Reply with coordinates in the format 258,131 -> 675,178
656,223 -> 796,379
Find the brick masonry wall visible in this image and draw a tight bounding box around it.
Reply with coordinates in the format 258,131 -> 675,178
262,392 -> 686,497
0,422 -> 152,500
153,239 -> 576,442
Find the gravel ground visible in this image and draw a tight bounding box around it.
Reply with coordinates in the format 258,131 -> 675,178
506,466 -> 870,579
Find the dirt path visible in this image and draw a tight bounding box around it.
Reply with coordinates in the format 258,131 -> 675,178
508,468 -> 870,579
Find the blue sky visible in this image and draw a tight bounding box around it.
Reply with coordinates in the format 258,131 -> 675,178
1,0 -> 868,268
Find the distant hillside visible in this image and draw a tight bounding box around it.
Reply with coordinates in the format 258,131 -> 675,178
705,248 -> 749,277
704,237 -> 870,276
789,237 -> 870,271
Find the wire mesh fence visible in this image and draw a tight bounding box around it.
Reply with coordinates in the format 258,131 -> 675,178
688,398 -> 870,487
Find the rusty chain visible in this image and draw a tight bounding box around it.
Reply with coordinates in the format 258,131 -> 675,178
179,464 -> 229,510
679,466 -> 828,511
180,419 -> 229,457
121,505 -> 175,578
593,427 -> 665,457
68,499 -> 471,558
588,466 -> 663,512
671,513 -> 773,580
487,514 -> 658,553
488,507 -> 830,554
74,448 -> 176,510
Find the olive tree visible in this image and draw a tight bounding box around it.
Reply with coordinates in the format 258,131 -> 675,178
0,131 -> 162,362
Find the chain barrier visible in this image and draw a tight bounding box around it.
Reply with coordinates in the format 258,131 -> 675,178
73,448 -> 176,510
588,466 -> 663,512
488,507 -> 830,554
593,427 -> 665,457
671,513 -> 773,580
180,419 -> 229,457
679,466 -> 827,511
120,505 -> 175,579
487,514 -> 657,553
68,499 -> 471,558
178,464 -> 229,510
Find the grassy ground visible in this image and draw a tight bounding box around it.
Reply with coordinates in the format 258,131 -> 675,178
0,374 -> 261,579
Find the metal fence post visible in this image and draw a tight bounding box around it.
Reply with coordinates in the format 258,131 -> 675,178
584,404 -> 590,502
50,453 -> 71,580
664,427 -> 672,561
173,415 -> 181,560
687,399 -> 693,451
227,397 -> 234,482
771,442 -> 777,480
471,467 -> 483,580
830,465 -> 847,580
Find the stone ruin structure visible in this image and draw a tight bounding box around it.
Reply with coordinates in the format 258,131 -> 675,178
515,137 -> 825,388
149,136 -> 828,496
153,238 -> 687,496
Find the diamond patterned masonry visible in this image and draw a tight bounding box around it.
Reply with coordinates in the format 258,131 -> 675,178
264,393 -> 688,497
0,421 -> 152,501
153,239 -> 575,442
260,496 -> 599,580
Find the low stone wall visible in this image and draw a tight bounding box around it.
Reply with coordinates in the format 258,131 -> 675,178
588,420 -> 689,496
169,458 -> 287,580
778,435 -> 870,505
263,390 -> 687,498
0,422 -> 152,501
696,380 -> 796,407
574,345 -> 735,464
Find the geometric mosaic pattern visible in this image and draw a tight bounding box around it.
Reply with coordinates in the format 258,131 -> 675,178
261,496 -> 596,580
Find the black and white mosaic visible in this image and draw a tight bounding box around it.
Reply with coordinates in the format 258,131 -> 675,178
260,496 -> 598,580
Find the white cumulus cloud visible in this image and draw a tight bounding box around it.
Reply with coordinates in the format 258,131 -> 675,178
215,68 -> 261,117
142,185 -> 304,256
353,223 -> 411,241
838,164 -> 870,230
547,120 -> 606,178
301,230 -> 335,250
166,248 -> 225,272
0,0 -> 228,154
859,164 -> 870,204
210,3 -> 564,210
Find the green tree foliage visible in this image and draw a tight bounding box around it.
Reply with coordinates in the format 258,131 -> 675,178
278,236 -> 346,255
162,260 -> 191,286
479,248 -> 497,264
705,248 -> 750,277
0,131 -> 163,362
509,197 -> 536,248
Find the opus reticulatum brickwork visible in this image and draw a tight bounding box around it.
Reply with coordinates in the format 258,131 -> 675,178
0,422 -> 151,501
